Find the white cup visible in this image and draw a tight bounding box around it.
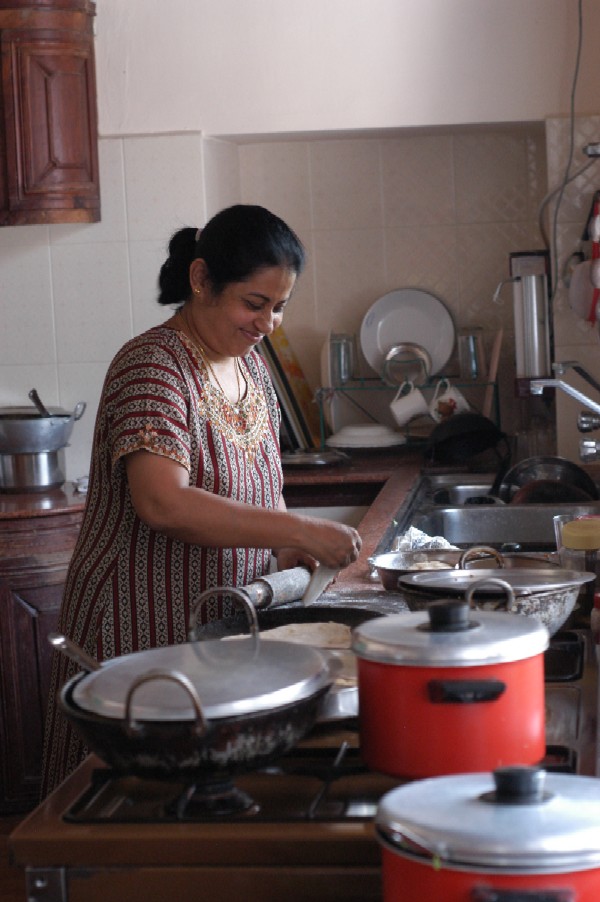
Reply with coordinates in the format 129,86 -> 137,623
428,378 -> 470,423
389,381 -> 430,427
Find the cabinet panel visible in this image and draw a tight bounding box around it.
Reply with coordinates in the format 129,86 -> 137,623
0,2 -> 100,225
0,557 -> 68,811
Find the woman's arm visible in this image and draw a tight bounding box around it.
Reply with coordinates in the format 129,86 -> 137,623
124,450 -> 361,569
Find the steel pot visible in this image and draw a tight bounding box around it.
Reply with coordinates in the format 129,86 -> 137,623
352,600 -> 548,778
0,447 -> 66,493
52,589 -> 333,781
377,766 -> 600,901
371,546 -> 558,590
0,400 -> 86,453
398,566 -> 595,634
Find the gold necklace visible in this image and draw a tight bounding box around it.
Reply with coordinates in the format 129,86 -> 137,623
178,310 -> 245,409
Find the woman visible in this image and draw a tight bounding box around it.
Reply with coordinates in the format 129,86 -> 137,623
41,204 -> 362,795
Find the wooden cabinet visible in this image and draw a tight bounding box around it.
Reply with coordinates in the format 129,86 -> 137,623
0,487 -> 84,812
0,0 -> 100,226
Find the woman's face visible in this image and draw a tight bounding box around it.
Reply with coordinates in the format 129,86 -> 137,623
190,262 -> 297,358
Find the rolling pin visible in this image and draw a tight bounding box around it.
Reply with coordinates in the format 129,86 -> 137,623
243,566 -> 312,608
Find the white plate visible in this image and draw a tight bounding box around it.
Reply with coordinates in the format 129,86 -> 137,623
326,423 -> 407,449
360,289 -> 455,378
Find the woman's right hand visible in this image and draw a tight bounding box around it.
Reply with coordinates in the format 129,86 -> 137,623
277,517 -> 362,570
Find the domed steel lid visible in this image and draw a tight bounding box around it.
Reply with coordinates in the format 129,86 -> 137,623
377,766 -> 600,873
352,601 -> 548,667
70,638 -> 331,722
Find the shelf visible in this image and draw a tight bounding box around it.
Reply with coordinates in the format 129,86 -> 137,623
315,377 -> 500,449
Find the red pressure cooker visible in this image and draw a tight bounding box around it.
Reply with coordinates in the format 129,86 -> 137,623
352,600 -> 548,778
376,765 -> 600,900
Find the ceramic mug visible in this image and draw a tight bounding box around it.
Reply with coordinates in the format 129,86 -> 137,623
429,378 -> 470,422
389,381 -> 429,427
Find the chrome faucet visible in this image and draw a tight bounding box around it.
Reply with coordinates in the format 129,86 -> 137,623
529,378 -> 600,416
530,364 -> 600,461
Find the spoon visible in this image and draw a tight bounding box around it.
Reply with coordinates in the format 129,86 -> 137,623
28,388 -> 51,418
48,633 -> 101,672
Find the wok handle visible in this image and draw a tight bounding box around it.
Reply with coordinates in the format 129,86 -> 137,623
465,577 -> 516,611
428,678 -> 506,704
459,546 -> 504,569
124,669 -> 207,737
471,886 -> 575,901
188,587 -> 260,659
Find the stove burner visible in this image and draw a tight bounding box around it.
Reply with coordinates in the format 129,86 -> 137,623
170,777 -> 259,819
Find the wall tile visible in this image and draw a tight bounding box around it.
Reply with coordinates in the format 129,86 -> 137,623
123,134 -> 205,241
129,239 -> 173,336
51,242 -> 132,363
381,136 -> 455,226
309,140 -> 382,231
384,224 -> 459,310
0,238 -> 55,365
58,362 -> 107,479
0,364 -> 58,407
203,138 -> 241,218
240,141 -> 312,236
454,131 -> 540,224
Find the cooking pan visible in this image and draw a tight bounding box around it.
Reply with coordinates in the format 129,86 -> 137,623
51,589 -> 333,781
0,399 -> 86,453
371,546 -> 558,591
398,568 -> 595,634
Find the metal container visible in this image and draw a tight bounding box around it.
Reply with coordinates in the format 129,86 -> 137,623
0,448 -> 66,493
352,601 -> 548,778
377,766 -> 600,900
0,400 -> 85,453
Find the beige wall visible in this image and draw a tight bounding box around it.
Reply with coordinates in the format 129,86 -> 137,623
2,122 -> 568,480
94,1 -> 600,136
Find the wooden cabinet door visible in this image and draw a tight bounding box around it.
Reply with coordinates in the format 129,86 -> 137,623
0,21 -> 100,224
0,553 -> 69,812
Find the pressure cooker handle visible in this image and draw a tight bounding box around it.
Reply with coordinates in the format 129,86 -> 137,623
471,887 -> 575,901
428,678 -> 506,704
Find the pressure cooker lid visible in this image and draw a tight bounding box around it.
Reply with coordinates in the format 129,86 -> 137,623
352,602 -> 548,666
71,639 -> 331,721
377,766 -> 600,873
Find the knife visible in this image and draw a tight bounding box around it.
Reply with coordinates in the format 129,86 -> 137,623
301,564 -> 339,606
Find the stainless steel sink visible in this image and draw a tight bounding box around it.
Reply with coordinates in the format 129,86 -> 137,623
378,472 -> 600,553
408,503 -> 600,550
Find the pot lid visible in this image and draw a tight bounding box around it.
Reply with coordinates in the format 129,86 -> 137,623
0,405 -> 72,419
71,638 -> 331,722
377,766 -> 600,872
352,602 -> 548,666
399,567 -> 595,597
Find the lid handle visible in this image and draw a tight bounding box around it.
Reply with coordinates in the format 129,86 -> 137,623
490,766 -> 548,805
427,599 -> 472,632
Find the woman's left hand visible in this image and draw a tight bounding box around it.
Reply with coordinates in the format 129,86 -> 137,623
275,547 -> 318,571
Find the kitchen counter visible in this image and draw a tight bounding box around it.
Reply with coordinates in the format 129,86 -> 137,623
282,447 -> 424,507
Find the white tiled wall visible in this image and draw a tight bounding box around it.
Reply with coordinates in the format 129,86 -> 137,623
4,120 -> 597,481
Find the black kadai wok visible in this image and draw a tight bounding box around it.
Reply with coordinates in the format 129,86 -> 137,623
51,590 -> 334,781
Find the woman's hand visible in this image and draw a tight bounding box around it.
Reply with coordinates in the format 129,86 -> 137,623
275,519 -> 362,571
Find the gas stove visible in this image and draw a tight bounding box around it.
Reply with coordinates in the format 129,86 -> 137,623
9,630 -> 598,902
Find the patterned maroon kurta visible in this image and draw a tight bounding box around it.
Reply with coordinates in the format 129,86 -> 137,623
41,326 -> 283,795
